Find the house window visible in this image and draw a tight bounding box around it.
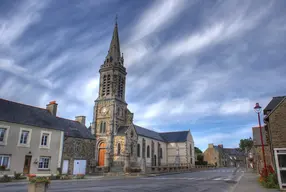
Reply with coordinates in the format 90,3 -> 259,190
38,157 -> 50,169
147,146 -> 150,158
137,144 -> 140,157
41,133 -> 49,146
117,143 -> 121,155
0,155 -> 10,169
0,128 -> 6,142
18,128 -> 32,146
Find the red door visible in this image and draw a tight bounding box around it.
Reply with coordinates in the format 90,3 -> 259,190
98,143 -> 106,166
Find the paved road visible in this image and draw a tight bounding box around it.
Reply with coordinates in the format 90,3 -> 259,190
1,168 -> 244,192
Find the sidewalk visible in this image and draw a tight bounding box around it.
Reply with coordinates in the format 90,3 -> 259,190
232,170 -> 280,192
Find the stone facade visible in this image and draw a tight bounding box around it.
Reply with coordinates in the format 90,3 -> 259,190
253,145 -> 272,172
266,99 -> 286,149
62,137 -> 97,175
203,144 -> 220,166
252,126 -> 273,172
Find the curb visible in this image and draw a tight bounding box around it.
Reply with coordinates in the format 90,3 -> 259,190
0,177 -> 105,187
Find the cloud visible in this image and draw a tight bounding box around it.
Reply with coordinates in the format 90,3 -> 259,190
194,124 -> 255,151
129,0 -> 188,42
0,58 -> 54,88
0,0 -> 49,46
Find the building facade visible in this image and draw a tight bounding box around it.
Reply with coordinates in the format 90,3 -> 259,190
263,96 -> 286,190
252,126 -> 273,173
0,99 -> 96,176
0,99 -> 64,176
204,143 -> 246,167
90,21 -> 195,170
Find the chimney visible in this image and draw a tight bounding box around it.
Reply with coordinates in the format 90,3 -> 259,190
208,143 -> 214,148
75,116 -> 86,126
218,144 -> 223,148
46,101 -> 58,116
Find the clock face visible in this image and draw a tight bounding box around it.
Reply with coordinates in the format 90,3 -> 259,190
101,107 -> 107,115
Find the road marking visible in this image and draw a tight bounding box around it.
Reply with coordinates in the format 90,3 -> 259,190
141,177 -> 234,182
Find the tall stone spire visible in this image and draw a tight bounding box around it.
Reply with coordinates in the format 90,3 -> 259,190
104,15 -> 123,66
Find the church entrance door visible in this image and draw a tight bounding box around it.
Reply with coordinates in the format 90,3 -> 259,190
98,142 -> 106,166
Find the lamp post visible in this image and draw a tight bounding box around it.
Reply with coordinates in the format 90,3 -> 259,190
254,103 -> 267,172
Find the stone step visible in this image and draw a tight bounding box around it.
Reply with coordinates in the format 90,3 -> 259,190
110,166 -> 123,172
103,172 -> 125,176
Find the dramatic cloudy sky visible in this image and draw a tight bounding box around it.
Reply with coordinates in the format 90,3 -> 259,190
1,0 -> 286,151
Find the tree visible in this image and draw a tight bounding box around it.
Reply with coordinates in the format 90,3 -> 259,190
195,147 -> 203,154
239,137 -> 253,152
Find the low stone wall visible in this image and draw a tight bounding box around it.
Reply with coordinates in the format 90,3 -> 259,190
146,165 -> 215,174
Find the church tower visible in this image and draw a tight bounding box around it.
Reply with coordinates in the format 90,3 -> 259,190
91,19 -> 128,167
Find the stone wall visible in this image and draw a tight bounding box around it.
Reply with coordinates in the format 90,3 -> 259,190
63,137 -> 96,175
203,147 -> 219,165
113,135 -> 126,165
268,99 -> 286,149
137,136 -> 167,167
253,145 -> 273,172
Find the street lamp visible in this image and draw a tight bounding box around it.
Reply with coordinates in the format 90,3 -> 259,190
254,102 -> 267,172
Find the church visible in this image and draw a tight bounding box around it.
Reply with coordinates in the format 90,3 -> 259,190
0,20 -> 195,176
89,20 -> 195,170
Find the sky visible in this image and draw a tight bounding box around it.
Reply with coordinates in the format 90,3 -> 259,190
1,0 -> 286,151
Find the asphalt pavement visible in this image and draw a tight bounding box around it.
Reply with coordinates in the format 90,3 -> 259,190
1,167 -> 244,192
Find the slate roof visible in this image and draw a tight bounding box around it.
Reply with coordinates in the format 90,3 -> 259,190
223,148 -> 245,156
117,126 -> 129,135
263,96 -> 286,115
134,125 -> 165,141
0,99 -> 94,140
134,125 -> 189,142
160,131 -> 189,142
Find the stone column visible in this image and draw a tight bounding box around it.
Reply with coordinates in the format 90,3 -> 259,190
141,139 -> 146,173
123,152 -> 130,173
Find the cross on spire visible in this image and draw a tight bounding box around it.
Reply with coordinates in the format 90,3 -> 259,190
115,14 -> 118,25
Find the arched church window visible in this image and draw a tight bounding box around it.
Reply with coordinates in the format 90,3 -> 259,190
190,144 -> 192,156
106,74 -> 111,95
120,78 -> 124,98
102,75 -> 107,96
130,144 -> 133,155
137,144 -> 140,157
147,146 -> 150,158
117,108 -> 120,116
160,148 -> 163,159
117,143 -> 121,155
100,122 -> 103,133
117,76 -> 121,97
103,122 -> 106,133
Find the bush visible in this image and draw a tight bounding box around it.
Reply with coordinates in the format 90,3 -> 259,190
0,165 -> 6,171
0,175 -> 12,182
258,165 -> 279,189
29,176 -> 51,188
75,174 -> 85,179
14,171 -> 23,180
60,174 -> 72,180
130,168 -> 141,173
